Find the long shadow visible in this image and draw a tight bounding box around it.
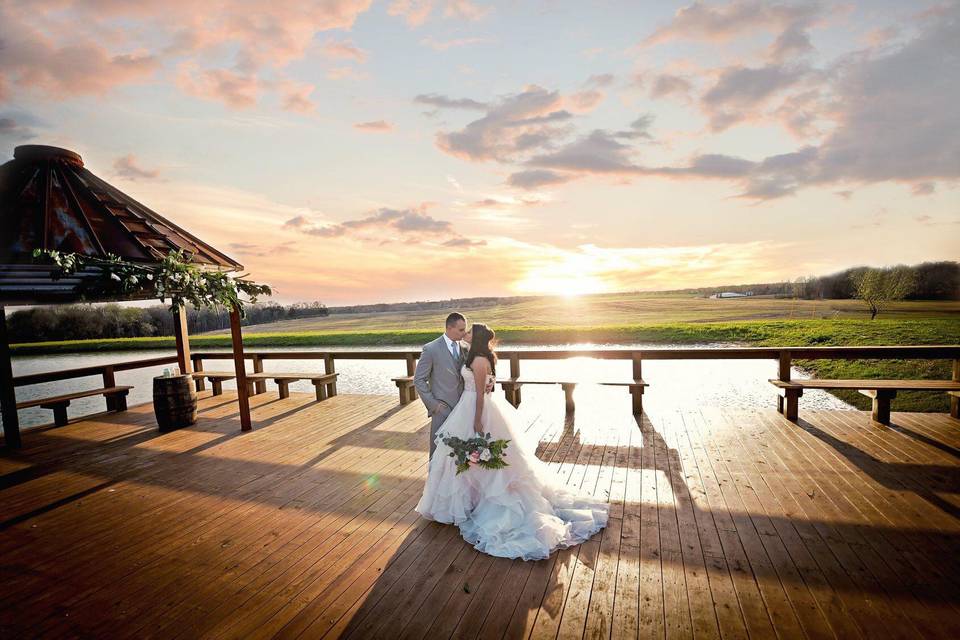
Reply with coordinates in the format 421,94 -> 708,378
796,417 -> 960,519
4,404 -> 960,638
886,420 -> 960,461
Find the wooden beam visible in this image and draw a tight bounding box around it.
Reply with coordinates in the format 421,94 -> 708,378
951,359 -> 959,419
229,305 -> 251,432
0,306 -> 22,448
173,305 -> 193,375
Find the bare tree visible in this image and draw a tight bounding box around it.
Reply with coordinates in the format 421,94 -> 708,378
850,266 -> 917,319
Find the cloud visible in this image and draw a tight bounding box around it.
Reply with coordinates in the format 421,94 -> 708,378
113,154 -> 160,180
0,116 -> 36,141
507,169 -> 578,189
648,73 -> 694,100
527,129 -> 641,174
388,0 -> 434,26
419,36 -> 488,50
322,39 -> 368,63
911,182 -> 936,196
434,86 -> 572,162
701,63 -> 809,131
0,1 -> 373,107
616,114 -> 655,140
283,205 -> 481,248
354,120 -> 394,132
443,237 -> 487,247
414,93 -> 488,110
643,1 -> 823,47
444,0 -> 490,21
280,81 -> 316,113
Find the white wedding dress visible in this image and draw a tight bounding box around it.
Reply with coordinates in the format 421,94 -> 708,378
415,364 -> 609,561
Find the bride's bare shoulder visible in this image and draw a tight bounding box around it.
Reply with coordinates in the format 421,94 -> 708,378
469,355 -> 491,370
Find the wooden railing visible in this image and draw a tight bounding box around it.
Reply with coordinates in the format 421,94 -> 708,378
9,346 -> 960,427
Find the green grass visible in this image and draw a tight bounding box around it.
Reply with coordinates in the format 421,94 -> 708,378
12,314 -> 959,413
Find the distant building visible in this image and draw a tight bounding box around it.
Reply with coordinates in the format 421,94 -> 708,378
710,291 -> 751,299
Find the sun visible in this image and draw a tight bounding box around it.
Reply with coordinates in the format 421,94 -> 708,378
512,254 -> 612,297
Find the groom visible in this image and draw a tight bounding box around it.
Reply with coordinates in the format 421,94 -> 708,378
414,312 -> 468,459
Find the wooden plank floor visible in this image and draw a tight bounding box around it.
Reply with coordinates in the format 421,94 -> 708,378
1,390 -> 959,639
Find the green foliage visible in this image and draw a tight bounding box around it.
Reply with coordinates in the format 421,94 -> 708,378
31,249 -> 272,316
442,433 -> 511,474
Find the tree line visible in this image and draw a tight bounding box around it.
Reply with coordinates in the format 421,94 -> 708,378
7,301 -> 328,344
788,261 -> 958,301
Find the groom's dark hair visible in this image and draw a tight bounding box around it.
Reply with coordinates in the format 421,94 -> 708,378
445,312 -> 466,327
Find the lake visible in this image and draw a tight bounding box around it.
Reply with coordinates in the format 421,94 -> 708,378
7,343 -> 854,431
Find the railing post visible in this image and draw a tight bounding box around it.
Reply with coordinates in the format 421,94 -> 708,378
405,354 -> 416,377
778,350 -> 792,382
324,355 -> 337,396
229,305 -> 251,432
952,359 -> 960,419
102,365 -> 125,411
510,353 -> 521,405
0,305 -> 22,449
632,353 -> 642,381
251,354 -> 265,395
777,350 -> 792,416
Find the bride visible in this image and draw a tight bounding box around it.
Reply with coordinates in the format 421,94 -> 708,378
415,323 -> 609,561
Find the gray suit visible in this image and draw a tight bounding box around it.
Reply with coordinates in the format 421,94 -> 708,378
414,335 -> 465,458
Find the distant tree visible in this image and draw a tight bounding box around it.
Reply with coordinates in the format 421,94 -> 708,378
850,266 -> 917,319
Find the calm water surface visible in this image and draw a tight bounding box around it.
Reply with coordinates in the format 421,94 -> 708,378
8,343 -> 853,431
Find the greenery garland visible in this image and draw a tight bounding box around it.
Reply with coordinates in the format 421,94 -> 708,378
32,248 -> 272,317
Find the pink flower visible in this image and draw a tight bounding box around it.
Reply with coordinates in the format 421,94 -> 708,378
468,451 -> 481,463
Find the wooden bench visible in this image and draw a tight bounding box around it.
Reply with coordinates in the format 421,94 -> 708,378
245,372 -> 338,401
599,380 -> 650,415
391,376 -> 418,405
497,378 -> 579,412
770,378 -> 960,424
191,371 -> 236,396
16,386 -> 133,427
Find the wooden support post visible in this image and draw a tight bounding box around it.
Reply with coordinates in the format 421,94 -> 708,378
51,403 -> 69,427
631,390 -> 643,416
324,355 -> 337,396
251,355 -> 266,395
778,350 -> 793,417
229,305 -> 251,432
861,389 -> 895,425
405,354 -> 417,400
314,380 -> 328,402
192,357 -> 205,392
562,383 -> 576,413
211,378 -> 223,396
779,350 -> 791,382
632,353 -> 642,381
0,306 -> 21,448
276,380 -> 290,400
103,365 -> 117,411
510,353 -> 521,405
780,388 -> 801,422
952,360 -> 960,419
173,305 -> 193,376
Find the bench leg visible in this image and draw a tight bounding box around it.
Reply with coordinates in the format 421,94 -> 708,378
780,389 -> 800,422
52,403 -> 69,427
277,380 -> 290,400
562,383 -> 576,413
112,392 -> 128,412
950,394 -> 959,420
407,385 -> 417,402
314,382 -> 328,402
254,379 -> 266,396
397,384 -> 410,405
631,389 -> 643,416
327,380 -> 337,397
195,376 -> 206,392
245,381 -> 256,397
864,390 -> 895,425
211,379 -> 223,396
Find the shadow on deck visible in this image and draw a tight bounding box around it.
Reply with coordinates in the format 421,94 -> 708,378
1,390 -> 958,639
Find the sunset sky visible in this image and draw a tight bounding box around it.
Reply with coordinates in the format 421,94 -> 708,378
1,1 -> 957,305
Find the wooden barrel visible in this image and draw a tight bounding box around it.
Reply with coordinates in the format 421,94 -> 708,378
153,374 -> 197,431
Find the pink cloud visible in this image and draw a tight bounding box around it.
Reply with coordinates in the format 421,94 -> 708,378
354,120 -> 394,132
322,39 -> 369,63
113,154 -> 160,180
177,63 -> 258,109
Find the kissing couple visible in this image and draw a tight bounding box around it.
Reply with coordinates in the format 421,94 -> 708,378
413,312 -> 609,561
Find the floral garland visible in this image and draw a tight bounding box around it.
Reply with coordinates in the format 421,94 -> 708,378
31,248 -> 272,316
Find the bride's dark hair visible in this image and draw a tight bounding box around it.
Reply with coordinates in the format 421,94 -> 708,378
464,323 -> 497,375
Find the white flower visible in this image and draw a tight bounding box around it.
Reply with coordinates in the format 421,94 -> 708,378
479,449 -> 492,462
109,272 -> 121,282
146,273 -> 153,281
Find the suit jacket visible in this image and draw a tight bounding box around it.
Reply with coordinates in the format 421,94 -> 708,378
414,335 -> 465,416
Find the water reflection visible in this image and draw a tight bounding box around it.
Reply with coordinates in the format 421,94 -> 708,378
9,343 -> 853,429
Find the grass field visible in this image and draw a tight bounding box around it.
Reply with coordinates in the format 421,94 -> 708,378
11,296 -> 959,412
209,294 -> 960,334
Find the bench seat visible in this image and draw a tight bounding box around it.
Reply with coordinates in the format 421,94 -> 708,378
245,372 -> 339,401
391,376 -> 417,405
769,378 -> 960,423
496,378 -> 649,414
191,371 -> 236,396
16,386 -> 133,426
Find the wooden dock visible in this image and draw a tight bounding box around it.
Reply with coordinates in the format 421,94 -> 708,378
1,390 -> 958,639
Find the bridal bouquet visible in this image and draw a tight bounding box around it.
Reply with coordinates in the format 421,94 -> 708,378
442,433 -> 510,474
